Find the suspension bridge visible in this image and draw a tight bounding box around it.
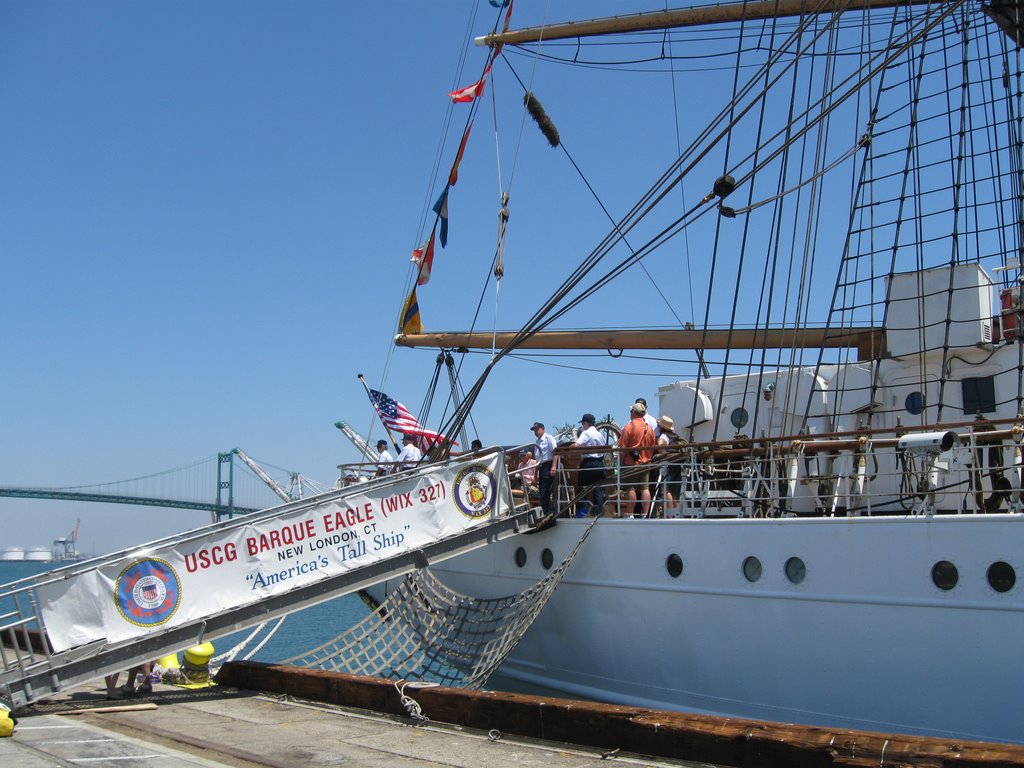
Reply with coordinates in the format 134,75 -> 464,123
0,450 -> 331,521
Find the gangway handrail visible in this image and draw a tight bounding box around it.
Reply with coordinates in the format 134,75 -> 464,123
1,449 -> 538,710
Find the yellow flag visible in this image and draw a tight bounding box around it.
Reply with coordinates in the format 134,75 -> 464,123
400,287 -> 422,335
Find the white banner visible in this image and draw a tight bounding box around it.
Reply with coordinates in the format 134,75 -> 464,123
39,456 -> 511,652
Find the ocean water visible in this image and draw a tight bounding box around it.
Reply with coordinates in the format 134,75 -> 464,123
0,560 -> 371,664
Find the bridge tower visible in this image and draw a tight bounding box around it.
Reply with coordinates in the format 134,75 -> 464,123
216,451 -> 235,521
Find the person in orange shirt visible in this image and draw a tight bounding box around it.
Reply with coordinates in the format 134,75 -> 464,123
618,402 -> 656,517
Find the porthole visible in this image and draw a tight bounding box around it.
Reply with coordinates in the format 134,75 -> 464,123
988,561 -> 1016,593
514,547 -> 527,568
905,391 -> 925,415
742,556 -> 762,583
730,407 -> 749,429
666,553 -> 683,578
541,548 -> 554,570
785,556 -> 806,584
931,560 -> 958,591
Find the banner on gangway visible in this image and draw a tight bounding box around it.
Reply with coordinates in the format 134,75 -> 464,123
38,456 -> 512,652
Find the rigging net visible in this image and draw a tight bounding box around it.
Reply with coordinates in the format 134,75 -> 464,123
282,520 -> 594,689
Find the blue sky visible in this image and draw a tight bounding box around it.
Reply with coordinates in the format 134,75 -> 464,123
1,0 -> 738,554
1,2 -> 1010,555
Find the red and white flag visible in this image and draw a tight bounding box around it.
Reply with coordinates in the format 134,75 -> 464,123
411,228 -> 437,286
449,76 -> 486,103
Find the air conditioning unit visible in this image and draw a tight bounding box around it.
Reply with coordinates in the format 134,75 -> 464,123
885,264 -> 994,357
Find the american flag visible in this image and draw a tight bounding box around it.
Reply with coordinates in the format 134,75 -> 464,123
368,389 -> 450,448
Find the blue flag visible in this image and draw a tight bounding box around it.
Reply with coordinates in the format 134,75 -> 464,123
433,185 -> 450,247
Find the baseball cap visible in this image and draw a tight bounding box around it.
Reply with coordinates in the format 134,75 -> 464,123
531,422 -> 544,431
580,413 -> 596,424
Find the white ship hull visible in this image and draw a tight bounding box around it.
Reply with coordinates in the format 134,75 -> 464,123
408,514 -> 1024,744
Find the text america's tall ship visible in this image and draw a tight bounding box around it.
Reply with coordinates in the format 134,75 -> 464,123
366,0 -> 1024,745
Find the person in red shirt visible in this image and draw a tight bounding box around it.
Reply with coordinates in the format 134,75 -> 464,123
618,402 -> 656,517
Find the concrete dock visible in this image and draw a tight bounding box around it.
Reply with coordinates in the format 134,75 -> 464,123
5,664 -> 1024,767
2,684 -> 709,768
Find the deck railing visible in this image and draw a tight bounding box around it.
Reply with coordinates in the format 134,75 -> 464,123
334,424 -> 1022,519
552,419 -> 1022,519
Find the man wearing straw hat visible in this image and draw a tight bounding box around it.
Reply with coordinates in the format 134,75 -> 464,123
657,415 -> 683,515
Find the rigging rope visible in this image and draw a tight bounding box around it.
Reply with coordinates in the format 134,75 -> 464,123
430,0 -> 1000,457
370,1 -> 491,450
437,4 -> 862,448
503,58 -> 698,340
664,0 -> 706,376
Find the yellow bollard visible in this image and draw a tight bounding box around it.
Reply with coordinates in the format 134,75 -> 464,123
0,702 -> 14,738
183,642 -> 214,667
156,652 -> 181,684
181,642 -> 216,687
157,652 -> 180,670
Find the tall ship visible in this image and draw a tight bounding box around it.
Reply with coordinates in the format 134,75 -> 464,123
361,0 -> 1024,746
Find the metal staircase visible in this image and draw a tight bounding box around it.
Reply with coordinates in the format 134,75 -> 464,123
0,451 -> 537,709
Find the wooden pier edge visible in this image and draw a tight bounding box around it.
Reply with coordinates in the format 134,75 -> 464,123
216,661 -> 1024,768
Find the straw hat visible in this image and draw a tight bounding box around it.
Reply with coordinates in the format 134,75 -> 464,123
657,415 -> 675,432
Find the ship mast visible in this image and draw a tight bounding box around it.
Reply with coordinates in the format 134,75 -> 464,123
475,0 -> 942,46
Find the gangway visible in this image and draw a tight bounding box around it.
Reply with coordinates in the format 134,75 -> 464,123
0,450 -> 537,710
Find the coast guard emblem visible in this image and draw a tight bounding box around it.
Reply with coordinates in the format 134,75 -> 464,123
453,464 -> 497,519
115,558 -> 181,628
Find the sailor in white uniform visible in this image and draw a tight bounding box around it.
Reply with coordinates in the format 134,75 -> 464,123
396,434 -> 423,470
531,422 -> 558,515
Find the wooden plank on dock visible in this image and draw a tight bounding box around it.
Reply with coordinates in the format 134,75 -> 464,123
216,661 -> 1024,768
